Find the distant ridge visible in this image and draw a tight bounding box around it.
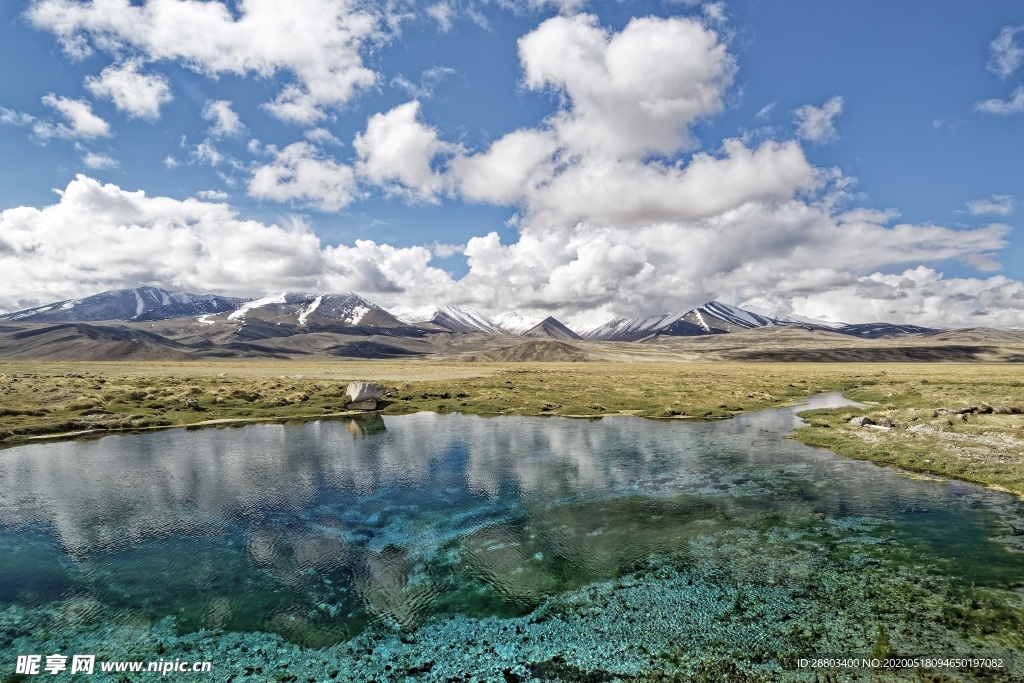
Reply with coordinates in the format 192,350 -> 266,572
0,287 -> 248,324
0,287 -> 949,347
523,316 -> 582,340
580,301 -> 780,341
473,340 -> 589,362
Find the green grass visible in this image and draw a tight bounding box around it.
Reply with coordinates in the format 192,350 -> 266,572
0,360 -> 1021,498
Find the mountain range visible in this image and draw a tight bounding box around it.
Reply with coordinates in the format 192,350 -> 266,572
0,286 -> 939,340
3,286 -> 1010,362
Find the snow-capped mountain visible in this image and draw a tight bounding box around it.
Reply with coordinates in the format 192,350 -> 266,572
222,292 -> 406,328
683,301 -> 781,333
580,313 -> 696,341
582,302 -> 781,341
0,287 -> 250,323
740,304 -> 844,330
493,311 -> 543,335
0,288 -> 940,343
390,304 -> 504,334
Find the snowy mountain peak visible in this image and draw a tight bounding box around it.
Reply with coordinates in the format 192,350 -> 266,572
222,291 -> 398,328
493,311 -> 543,335
578,313 -> 687,341
695,301 -> 779,330
389,304 -> 504,334
0,286 -> 249,323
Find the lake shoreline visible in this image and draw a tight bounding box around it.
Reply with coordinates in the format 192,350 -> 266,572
0,360 -> 1021,499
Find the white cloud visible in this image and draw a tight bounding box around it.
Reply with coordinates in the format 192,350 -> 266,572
449,128 -> 560,204
518,14 -> 736,158
967,194 -> 1015,216
0,107 -> 35,126
390,66 -> 456,99
304,128 -> 343,146
755,102 -> 775,119
163,155 -> 179,169
784,267 -> 1024,328
793,96 -> 844,143
249,142 -> 358,211
81,151 -> 118,169
975,85 -> 1024,115
27,0 -> 380,124
196,190 -> 229,201
34,94 -> 111,139
354,101 -> 455,202
702,2 -> 726,24
202,100 -> 243,137
7,11 -> 1024,329
190,139 -> 224,167
0,175 -> 452,311
527,0 -> 589,13
85,59 -> 172,119
426,2 -> 454,32
988,26 -> 1024,79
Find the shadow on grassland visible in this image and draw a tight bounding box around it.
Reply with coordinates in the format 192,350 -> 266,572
730,345 -> 992,363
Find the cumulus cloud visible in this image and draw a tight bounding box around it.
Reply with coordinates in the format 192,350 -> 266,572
449,128 -> 560,204
34,94 -> 110,139
793,96 -> 843,142
782,267 -> 1024,328
967,194 -> 1015,216
417,7 -> 1013,327
7,12 -> 1024,329
518,13 -> 735,157
249,142 -> 358,211
354,101 -> 455,202
988,26 -> 1024,79
975,85 -> 1024,115
202,100 -> 243,137
0,175 -> 453,311
27,0 -> 380,124
85,59 -> 172,119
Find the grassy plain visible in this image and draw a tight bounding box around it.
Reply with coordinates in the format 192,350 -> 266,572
0,360 -> 1021,497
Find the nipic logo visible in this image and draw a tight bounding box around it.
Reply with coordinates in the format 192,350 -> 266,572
16,654 -> 95,675
15,654 -> 212,676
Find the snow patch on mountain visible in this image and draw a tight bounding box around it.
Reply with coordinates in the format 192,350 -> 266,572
391,304 -> 503,334
578,313 -> 685,340
389,305 -> 438,324
741,303 -> 844,329
698,302 -> 778,329
298,296 -> 323,326
347,305 -> 370,325
494,311 -> 543,335
228,293 -> 288,322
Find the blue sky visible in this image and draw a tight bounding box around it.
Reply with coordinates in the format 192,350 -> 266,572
0,0 -> 1022,327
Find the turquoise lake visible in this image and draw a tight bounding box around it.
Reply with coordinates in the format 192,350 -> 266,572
1,393 -> 1023,681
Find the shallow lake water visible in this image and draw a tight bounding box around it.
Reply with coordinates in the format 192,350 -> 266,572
1,393 -> 1023,681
